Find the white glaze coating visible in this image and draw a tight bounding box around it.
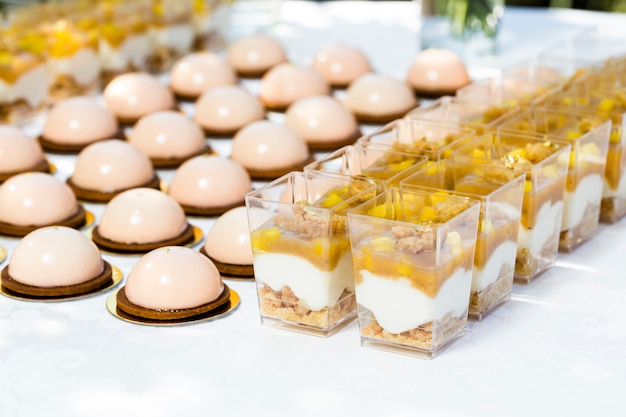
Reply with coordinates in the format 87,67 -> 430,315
170,52 -> 237,97
8,226 -> 104,287
71,140 -> 155,192
125,246 -> 224,310
194,86 -> 264,133
98,188 -> 187,244
150,24 -> 194,54
0,64 -> 48,108
259,63 -> 330,109
47,48 -> 101,86
0,126 -> 46,173
311,44 -> 371,87
406,48 -> 471,93
345,73 -> 418,118
284,95 -> 358,143
129,111 -> 205,159
43,96 -> 119,144
227,34 -> 286,75
103,72 -> 175,120
561,174 -> 603,230
0,173 -> 78,227
168,155 -> 251,208
230,121 -> 309,171
99,34 -> 152,72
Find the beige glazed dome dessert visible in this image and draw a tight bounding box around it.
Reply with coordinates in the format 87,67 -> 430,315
284,95 -> 361,151
67,140 -> 160,202
92,188 -> 196,254
0,172 -> 86,237
168,155 -> 252,216
226,34 -> 287,78
346,73 -> 419,123
115,246 -> 231,322
170,52 -> 238,100
129,111 -> 210,168
259,63 -> 331,112
230,120 -> 313,180
194,86 -> 265,137
103,72 -> 176,124
1,226 -> 114,299
0,125 -> 50,183
311,43 -> 372,88
406,48 -> 471,96
201,206 -> 270,278
39,96 -> 120,153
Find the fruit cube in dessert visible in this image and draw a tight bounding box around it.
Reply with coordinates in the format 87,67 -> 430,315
304,143 -> 428,194
347,187 -> 480,358
401,160 -> 525,321
453,131 -> 570,283
499,108 -> 611,252
245,171 -> 376,337
147,0 -> 194,73
98,0 -> 152,83
356,118 -> 476,162
545,76 -> 626,223
406,96 -> 521,135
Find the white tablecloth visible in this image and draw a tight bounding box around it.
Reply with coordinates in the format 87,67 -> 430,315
1,2 -> 625,416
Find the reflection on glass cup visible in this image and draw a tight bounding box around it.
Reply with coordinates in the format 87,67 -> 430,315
347,187 -> 480,358
401,159 -> 525,321
245,171 -> 376,337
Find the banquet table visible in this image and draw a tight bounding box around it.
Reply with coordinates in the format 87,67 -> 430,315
1,2 -> 626,416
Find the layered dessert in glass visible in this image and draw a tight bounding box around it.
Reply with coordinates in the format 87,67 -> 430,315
406,96 -> 520,136
499,107 -> 611,252
454,131 -> 570,283
0,5 -> 49,124
147,0 -> 194,73
456,75 -> 561,109
357,118 -> 476,162
245,171 -> 376,336
545,73 -> 626,223
304,142 -> 428,194
99,0 -> 152,83
401,160 -> 525,321
347,187 -> 480,358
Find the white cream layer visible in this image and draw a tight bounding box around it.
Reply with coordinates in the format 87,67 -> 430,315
472,240 -> 517,293
150,24 -> 194,54
0,65 -> 48,108
355,268 -> 471,334
561,174 -> 603,230
99,35 -> 151,71
518,199 -> 563,256
603,169 -> 626,199
253,251 -> 354,311
47,48 -> 101,86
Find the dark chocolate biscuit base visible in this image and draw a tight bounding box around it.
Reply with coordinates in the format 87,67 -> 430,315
150,145 -> 212,169
0,159 -> 51,183
354,109 -> 417,125
241,154 -> 316,181
199,247 -> 254,278
235,67 -> 277,79
200,125 -> 245,138
116,283 -> 231,321
38,127 -> 126,154
411,87 -> 463,98
1,261 -> 113,299
67,174 -> 161,203
180,198 -> 244,217
0,206 -> 87,238
92,223 -> 195,254
306,128 -> 362,152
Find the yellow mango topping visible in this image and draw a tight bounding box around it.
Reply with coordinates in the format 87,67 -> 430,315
370,236 -> 395,254
430,191 -> 448,204
17,33 -> 47,56
367,204 -> 388,218
523,180 -> 533,193
250,227 -> 281,252
389,159 -> 414,172
48,29 -> 83,58
418,206 -> 437,223
598,98 -> 616,113
566,131 -> 582,140
610,130 -> 622,144
506,147 -> 529,161
320,192 -> 344,208
100,23 -> 126,48
472,148 -> 486,159
426,161 -> 438,175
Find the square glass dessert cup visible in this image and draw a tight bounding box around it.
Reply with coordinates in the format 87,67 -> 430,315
346,187 -> 480,359
147,0 -> 194,73
405,96 -> 521,136
498,107 -> 611,252
304,142 -> 429,194
456,76 -> 561,109
356,118 -> 477,162
544,78 -> 626,224
400,159 -> 525,321
452,131 -> 570,284
245,171 -> 377,337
